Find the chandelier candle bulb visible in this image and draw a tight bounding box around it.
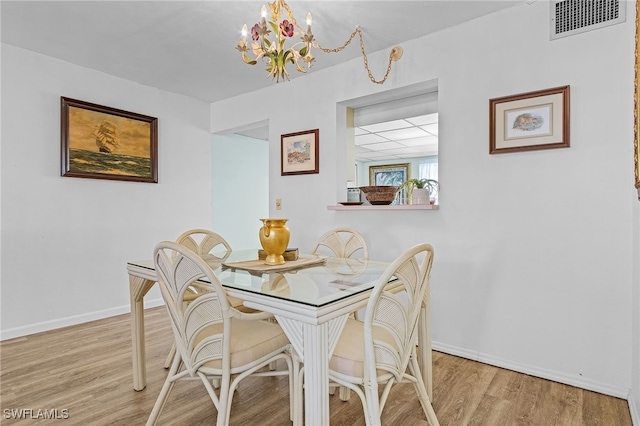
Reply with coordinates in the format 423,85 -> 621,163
306,12 -> 312,27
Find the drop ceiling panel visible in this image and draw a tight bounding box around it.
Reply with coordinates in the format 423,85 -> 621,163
395,136 -> 438,147
355,133 -> 389,145
360,141 -> 406,151
406,113 -> 439,126
377,127 -> 431,141
359,119 -> 413,133
419,124 -> 438,136
354,114 -> 439,163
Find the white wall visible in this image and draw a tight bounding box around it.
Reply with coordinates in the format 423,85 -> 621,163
633,189 -> 639,423
211,0 -> 637,407
211,134 -> 269,248
1,45 -> 212,339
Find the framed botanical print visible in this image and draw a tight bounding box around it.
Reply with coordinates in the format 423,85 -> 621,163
490,86 -> 570,154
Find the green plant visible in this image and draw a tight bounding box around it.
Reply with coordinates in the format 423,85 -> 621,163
400,178 -> 439,194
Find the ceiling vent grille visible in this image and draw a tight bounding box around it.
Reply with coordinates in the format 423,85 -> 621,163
550,0 -> 626,40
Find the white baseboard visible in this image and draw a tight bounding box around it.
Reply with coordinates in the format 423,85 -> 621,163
0,298 -> 165,341
432,341 -> 630,400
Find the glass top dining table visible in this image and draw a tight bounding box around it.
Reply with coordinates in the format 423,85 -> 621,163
130,249 -> 391,307
127,249 -> 433,425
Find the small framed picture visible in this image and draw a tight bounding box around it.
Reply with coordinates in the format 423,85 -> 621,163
281,129 -> 319,176
369,163 -> 409,186
61,97 -> 158,183
489,86 -> 570,154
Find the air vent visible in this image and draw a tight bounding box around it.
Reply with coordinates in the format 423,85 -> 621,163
551,0 -> 626,40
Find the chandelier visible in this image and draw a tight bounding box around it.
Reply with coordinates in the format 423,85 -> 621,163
236,0 -> 403,84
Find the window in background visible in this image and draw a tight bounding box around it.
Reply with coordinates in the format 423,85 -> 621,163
419,156 -> 439,203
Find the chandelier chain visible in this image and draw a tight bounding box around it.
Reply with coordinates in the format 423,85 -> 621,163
314,27 -> 395,85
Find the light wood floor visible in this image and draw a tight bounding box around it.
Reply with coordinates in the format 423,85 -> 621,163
0,307 -> 632,425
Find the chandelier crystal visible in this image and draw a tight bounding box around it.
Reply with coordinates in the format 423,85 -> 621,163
236,0 -> 403,84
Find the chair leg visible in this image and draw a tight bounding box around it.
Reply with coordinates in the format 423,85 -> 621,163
363,380 -> 382,426
217,375 -> 232,426
147,354 -> 181,425
289,356 -> 297,422
339,386 -> 351,401
409,357 -> 439,426
163,343 -> 176,369
336,381 -> 371,426
294,365 -> 305,426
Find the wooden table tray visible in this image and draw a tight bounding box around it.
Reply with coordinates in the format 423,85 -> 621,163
222,256 -> 326,273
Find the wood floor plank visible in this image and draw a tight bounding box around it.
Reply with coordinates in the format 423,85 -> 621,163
582,386 -> 633,426
432,356 -> 497,425
466,394 -> 514,426
0,307 -> 632,425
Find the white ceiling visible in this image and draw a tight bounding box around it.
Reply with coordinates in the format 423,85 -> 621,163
1,1 -> 522,103
2,1 -> 519,162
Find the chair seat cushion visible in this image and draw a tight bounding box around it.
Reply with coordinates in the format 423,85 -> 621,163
196,319 -> 289,369
329,318 -> 398,378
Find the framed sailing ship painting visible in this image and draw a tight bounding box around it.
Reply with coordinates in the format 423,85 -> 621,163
60,97 -> 158,183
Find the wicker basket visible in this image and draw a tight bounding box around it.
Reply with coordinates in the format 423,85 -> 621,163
358,186 -> 400,205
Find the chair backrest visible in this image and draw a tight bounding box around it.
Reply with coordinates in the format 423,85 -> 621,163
312,227 -> 369,260
154,241 -> 232,375
362,243 -> 434,384
176,229 -> 232,261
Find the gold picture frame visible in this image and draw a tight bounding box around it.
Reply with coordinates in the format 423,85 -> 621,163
61,97 -> 158,183
634,0 -> 640,197
369,163 -> 409,186
368,163 -> 409,205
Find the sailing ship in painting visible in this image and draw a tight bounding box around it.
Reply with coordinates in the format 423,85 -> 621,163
67,118 -> 150,177
92,120 -> 120,153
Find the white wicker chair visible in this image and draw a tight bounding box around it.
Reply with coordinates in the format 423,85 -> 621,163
311,227 -> 369,260
175,228 -> 232,261
174,229 -> 246,307
312,227 -> 369,401
147,241 -> 295,426
164,229 -> 255,368
326,243 -> 439,426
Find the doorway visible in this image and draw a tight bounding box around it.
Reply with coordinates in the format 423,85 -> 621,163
212,125 -> 269,248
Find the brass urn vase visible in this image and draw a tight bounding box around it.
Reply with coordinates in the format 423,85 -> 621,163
259,218 -> 290,265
